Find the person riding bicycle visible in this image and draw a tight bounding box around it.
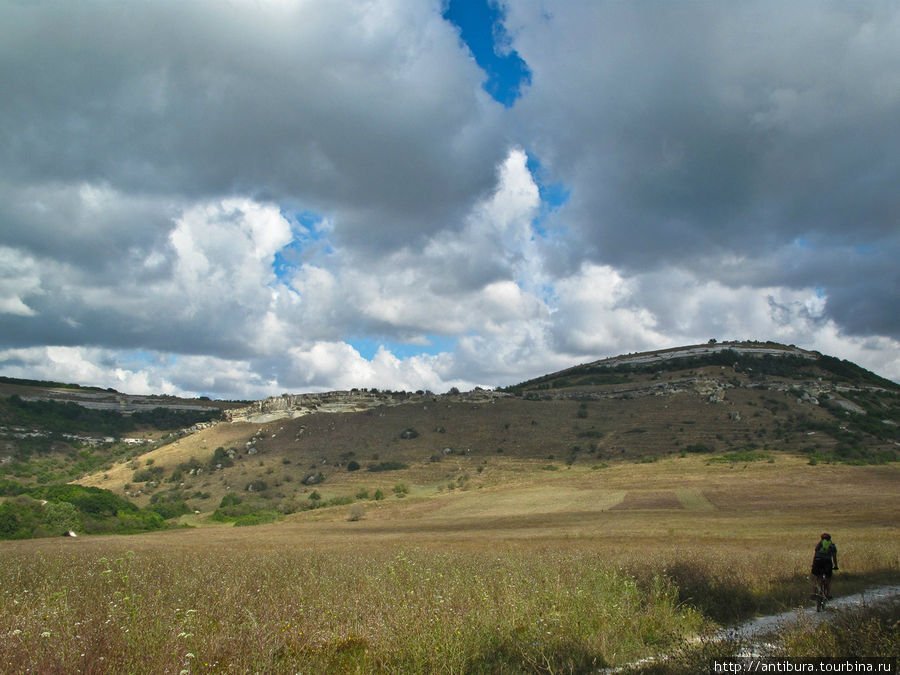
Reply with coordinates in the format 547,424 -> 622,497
811,532 -> 838,599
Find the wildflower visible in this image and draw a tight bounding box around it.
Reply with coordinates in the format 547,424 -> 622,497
41,631 -> 51,638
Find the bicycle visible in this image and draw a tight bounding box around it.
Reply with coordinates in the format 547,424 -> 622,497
813,572 -> 829,612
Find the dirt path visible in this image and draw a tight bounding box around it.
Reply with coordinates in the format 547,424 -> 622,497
719,584 -> 900,656
602,585 -> 900,672
722,585 -> 900,641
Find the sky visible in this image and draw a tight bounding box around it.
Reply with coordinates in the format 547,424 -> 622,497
0,0 -> 898,399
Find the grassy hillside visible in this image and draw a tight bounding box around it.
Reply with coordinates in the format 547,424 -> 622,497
2,341 -> 898,533
73,376 -> 898,523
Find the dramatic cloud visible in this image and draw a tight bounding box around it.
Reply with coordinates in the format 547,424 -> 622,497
506,0 -> 900,336
0,0 -> 897,398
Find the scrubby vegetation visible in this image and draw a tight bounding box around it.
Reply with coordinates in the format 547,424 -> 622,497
1,395 -> 221,435
0,485 -> 167,539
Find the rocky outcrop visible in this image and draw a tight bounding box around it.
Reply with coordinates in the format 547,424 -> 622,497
225,387 -> 508,423
521,376 -> 879,411
582,341 -> 818,370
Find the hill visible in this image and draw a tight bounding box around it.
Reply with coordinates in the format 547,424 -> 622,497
1,341 -> 898,535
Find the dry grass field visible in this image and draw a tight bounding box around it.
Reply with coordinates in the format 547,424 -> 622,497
4,454 -> 898,672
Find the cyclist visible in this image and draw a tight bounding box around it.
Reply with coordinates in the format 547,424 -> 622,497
811,532 -> 839,599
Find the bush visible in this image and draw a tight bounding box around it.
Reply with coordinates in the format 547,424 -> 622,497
149,500 -> 190,520
208,446 -> 234,470
245,480 -> 267,492
114,509 -> 166,533
346,460 -> 360,472
233,510 -> 280,527
36,484 -> 139,518
219,493 -> 242,508
148,492 -> 191,520
41,501 -> 82,534
133,466 -> 163,482
0,497 -> 42,539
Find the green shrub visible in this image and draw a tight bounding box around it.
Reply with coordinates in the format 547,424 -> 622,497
219,493 -> 242,508
302,472 -> 325,485
41,501 -> 82,534
233,510 -> 280,527
208,447 -> 234,470
133,466 -> 163,482
326,496 -> 353,507
35,484 -> 139,518
148,491 -> 191,520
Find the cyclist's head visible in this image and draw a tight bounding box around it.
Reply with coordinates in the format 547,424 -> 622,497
821,532 -> 831,540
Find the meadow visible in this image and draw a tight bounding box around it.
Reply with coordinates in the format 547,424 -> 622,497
2,456 -> 898,673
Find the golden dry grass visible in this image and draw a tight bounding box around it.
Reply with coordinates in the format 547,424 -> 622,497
3,454 -> 898,672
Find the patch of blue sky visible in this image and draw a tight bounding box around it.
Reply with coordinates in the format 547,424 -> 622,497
349,335 -> 457,361
442,0 -> 531,107
525,151 -> 571,238
272,209 -> 331,287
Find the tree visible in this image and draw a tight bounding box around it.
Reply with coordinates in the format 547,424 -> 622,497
42,501 -> 82,534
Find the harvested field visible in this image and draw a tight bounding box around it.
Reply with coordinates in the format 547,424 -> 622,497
610,490 -> 683,510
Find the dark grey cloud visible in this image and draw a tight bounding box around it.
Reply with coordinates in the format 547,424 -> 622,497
507,1 -> 900,336
0,182 -> 176,280
0,0 -> 507,250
